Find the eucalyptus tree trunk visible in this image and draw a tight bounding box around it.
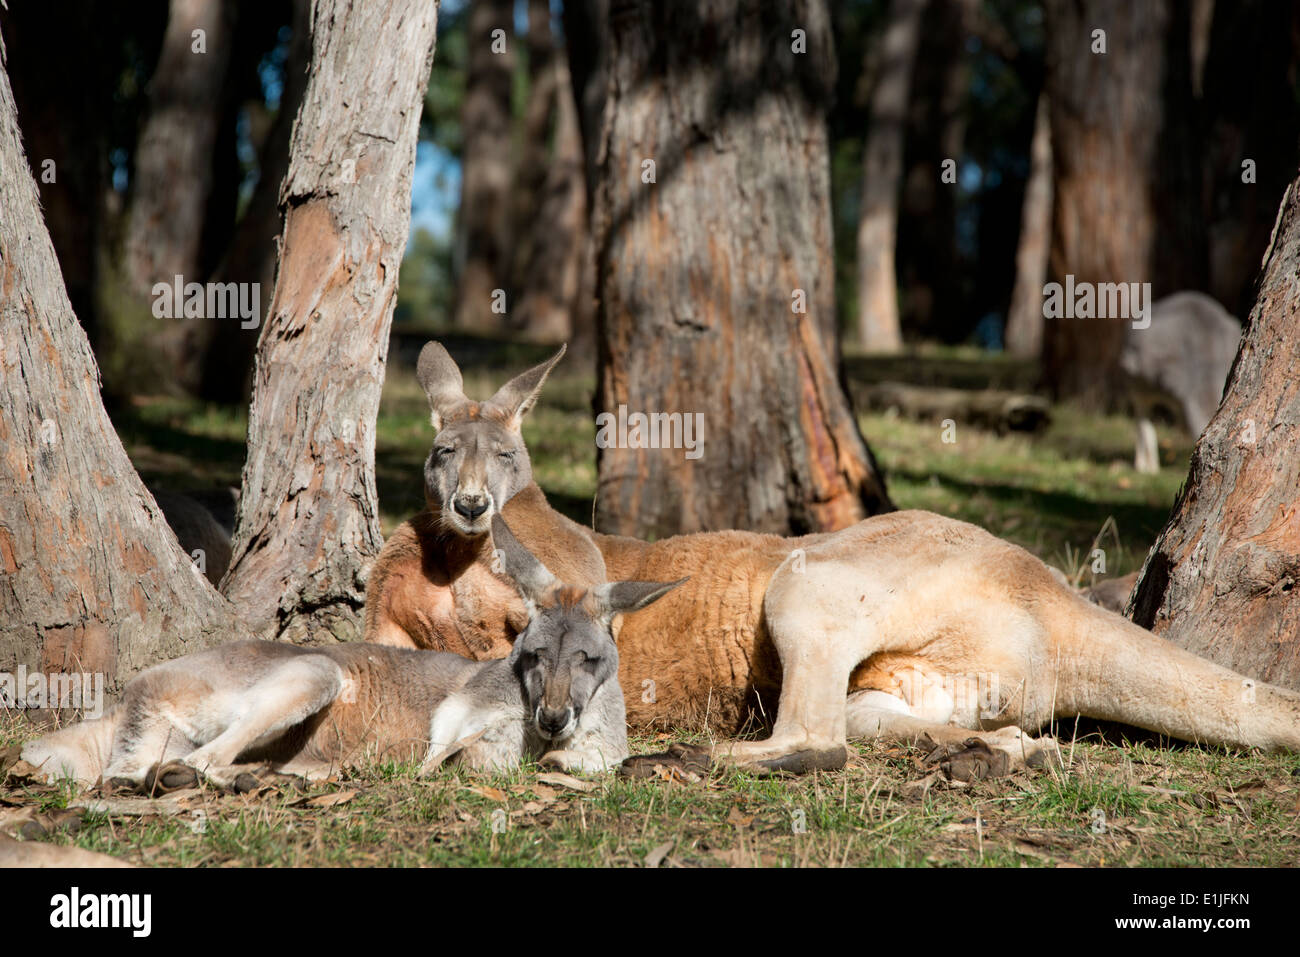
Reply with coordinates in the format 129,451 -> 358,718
222,0 -> 439,644
1128,180 -> 1300,689
1004,93 -> 1053,359
122,0 -> 235,392
0,44 -> 238,696
855,0 -> 927,352
454,0 -> 514,334
591,0 -> 893,539
1042,0 -> 1167,407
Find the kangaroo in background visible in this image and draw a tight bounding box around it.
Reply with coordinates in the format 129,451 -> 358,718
365,342 -> 1300,775
1120,291 -> 1241,473
21,515 -> 681,787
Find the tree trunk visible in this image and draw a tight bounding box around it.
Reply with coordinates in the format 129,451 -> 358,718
560,0 -> 608,363
592,0 -> 893,539
509,0 -> 587,344
1,1 -> 122,358
1201,0 -> 1300,320
1042,0 -> 1167,407
221,0 -> 439,644
896,0 -> 974,345
1129,179 -> 1300,688
855,0 -> 927,352
197,0 -> 312,404
1004,93 -> 1053,359
122,0 -> 235,308
453,0 -> 515,334
0,41 -> 237,696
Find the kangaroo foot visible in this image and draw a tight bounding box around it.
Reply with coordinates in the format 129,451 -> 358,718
619,743 -> 712,781
144,760 -> 201,795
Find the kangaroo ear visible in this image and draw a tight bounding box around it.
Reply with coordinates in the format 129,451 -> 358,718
486,344 -> 566,431
491,514 -> 559,606
417,342 -> 469,431
593,577 -> 688,624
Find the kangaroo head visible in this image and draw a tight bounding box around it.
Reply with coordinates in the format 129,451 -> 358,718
415,342 -> 565,537
491,515 -> 685,742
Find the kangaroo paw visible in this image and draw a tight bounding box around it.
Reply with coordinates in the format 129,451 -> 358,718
751,746 -> 848,775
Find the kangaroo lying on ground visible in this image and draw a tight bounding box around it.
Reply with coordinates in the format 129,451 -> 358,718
22,516 -> 680,787
366,342 -> 1300,773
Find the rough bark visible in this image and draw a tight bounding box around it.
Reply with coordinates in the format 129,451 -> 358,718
855,0 -> 927,352
1004,93 -> 1053,359
0,42 -> 238,697
1042,0 -> 1167,407
453,0 -> 515,334
1129,180 -> 1300,689
592,0 -> 893,539
222,0 -> 438,643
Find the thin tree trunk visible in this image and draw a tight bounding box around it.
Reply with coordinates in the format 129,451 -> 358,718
1004,93 -> 1053,358
513,58 -> 588,343
1129,179 -> 1300,688
509,0 -> 586,343
1042,0 -> 1168,407
855,0 -> 927,352
0,41 -> 237,695
592,0 -> 893,539
896,0 -> 974,345
122,0 -> 234,298
453,0 -> 514,334
197,0 -> 312,404
222,0 -> 439,644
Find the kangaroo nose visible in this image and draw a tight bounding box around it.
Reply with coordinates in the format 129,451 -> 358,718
453,494 -> 488,520
537,707 -> 572,737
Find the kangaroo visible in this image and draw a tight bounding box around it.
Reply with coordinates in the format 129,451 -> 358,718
1120,291 -> 1241,473
366,342 -> 1300,774
21,515 -> 681,787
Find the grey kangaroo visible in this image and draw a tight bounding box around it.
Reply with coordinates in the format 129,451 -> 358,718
21,515 -> 683,787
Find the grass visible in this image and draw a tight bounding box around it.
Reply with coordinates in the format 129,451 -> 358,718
7,332 -> 1293,868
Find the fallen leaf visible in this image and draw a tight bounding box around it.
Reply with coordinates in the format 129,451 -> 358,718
467,785 -> 507,802
304,789 -> 357,808
726,806 -> 755,828
536,772 -> 595,793
645,840 -> 675,869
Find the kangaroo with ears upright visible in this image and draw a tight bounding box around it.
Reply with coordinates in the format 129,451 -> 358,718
366,342 -> 1300,775
21,515 -> 682,786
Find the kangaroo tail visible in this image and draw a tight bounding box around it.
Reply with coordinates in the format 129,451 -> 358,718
1052,596 -> 1300,752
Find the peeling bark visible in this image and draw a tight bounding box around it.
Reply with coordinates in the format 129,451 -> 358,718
222,0 -> 439,643
591,0 -> 893,539
1129,180 -> 1300,689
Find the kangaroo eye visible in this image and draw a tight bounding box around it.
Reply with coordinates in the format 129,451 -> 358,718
436,446 -> 454,457
497,451 -> 516,462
